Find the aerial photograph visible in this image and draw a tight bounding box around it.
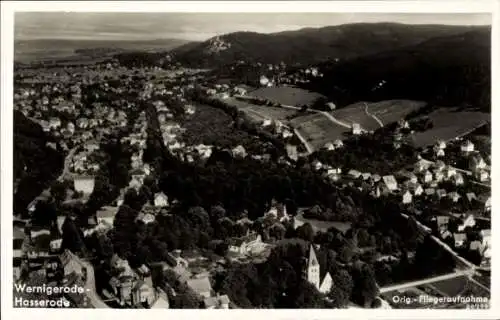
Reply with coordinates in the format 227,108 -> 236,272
11,10 -> 491,309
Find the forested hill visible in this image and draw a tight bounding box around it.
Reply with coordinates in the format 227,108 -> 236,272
302,28 -> 491,111
172,23 -> 485,67
14,111 -> 64,214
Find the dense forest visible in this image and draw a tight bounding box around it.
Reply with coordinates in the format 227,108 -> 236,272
14,111 -> 64,215
303,29 -> 491,111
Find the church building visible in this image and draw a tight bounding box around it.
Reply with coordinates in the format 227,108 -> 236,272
305,245 -> 333,294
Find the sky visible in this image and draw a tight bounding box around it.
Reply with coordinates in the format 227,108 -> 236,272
15,12 -> 491,41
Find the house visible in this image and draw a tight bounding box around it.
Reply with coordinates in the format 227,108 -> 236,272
424,188 -> 435,196
371,174 -> 382,183
402,190 -> 413,204
286,144 -> 298,161
136,212 -> 155,225
312,160 -> 323,171
444,166 -> 457,179
470,155 -> 487,172
382,175 -> 398,192
466,192 -> 477,202
228,233 -> 262,255
461,140 -> 475,153
441,230 -> 452,240
73,176 -> 95,196
406,182 -> 424,196
423,170 -> 433,184
96,206 -> 119,226
452,173 -> 464,186
470,241 -> 482,252
333,139 -> 344,149
232,145 -> 247,158
475,170 -> 489,182
435,140 -> 447,150
458,215 -> 476,232
435,215 -> 450,230
348,169 -> 362,179
434,146 -> 445,158
129,176 -> 143,191
323,142 -> 335,151
154,192 -> 169,208
448,192 -> 461,203
204,294 -> 230,309
415,159 -> 431,172
453,233 -> 467,248
187,275 -> 212,298
434,160 -> 446,172
436,189 -> 447,199
361,173 -> 372,181
434,171 -> 445,182
484,196 -> 491,212
305,245 -> 333,294
352,123 -> 362,135
49,117 -> 62,130
234,85 -> 253,96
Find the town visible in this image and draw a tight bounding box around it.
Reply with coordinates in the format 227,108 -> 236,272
12,17 -> 491,310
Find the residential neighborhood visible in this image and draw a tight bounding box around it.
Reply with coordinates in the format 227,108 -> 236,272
11,10 -> 491,311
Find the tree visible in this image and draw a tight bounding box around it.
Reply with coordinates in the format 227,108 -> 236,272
61,217 -> 86,254
296,223 -> 315,242
51,181 -> 68,203
32,200 -> 57,228
351,264 -> 379,307
328,268 -> 353,308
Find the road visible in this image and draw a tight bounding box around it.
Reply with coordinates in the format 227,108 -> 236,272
293,128 -> 313,154
364,102 -> 384,128
380,269 -> 475,293
80,259 -> 110,308
57,145 -> 79,182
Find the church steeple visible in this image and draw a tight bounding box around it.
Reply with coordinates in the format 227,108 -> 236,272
306,245 -> 320,290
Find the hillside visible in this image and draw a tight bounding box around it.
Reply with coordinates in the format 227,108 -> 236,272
172,23 -> 484,67
14,111 -> 64,214
303,28 -> 491,112
14,38 -> 190,63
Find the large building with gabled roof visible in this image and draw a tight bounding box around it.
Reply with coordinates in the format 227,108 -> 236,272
304,245 -> 333,294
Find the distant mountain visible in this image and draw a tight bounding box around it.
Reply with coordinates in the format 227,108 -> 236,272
302,28 -> 491,111
15,38 -> 190,63
171,23 -> 486,67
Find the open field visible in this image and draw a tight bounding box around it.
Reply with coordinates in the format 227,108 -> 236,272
332,100 -> 426,131
290,113 -> 351,150
249,86 -> 326,107
332,103 -> 381,131
409,108 -> 490,148
224,97 -> 298,122
294,212 -> 351,234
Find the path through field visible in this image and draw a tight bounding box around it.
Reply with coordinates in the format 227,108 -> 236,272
364,102 -> 384,128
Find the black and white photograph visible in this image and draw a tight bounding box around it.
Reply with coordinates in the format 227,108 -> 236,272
1,0 -> 498,316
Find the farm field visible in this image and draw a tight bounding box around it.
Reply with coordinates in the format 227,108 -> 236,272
409,108 -> 490,148
249,86 -> 326,107
332,103 -> 382,131
224,97 -> 298,122
290,113 -> 351,150
332,100 -> 426,131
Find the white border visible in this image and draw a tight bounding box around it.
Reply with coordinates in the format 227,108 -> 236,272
1,1 -> 499,319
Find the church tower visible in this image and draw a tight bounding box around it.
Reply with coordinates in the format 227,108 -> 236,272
306,245 -> 321,290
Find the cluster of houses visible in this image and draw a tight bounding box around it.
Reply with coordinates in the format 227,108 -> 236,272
432,214 -> 491,266
429,138 -> 490,183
